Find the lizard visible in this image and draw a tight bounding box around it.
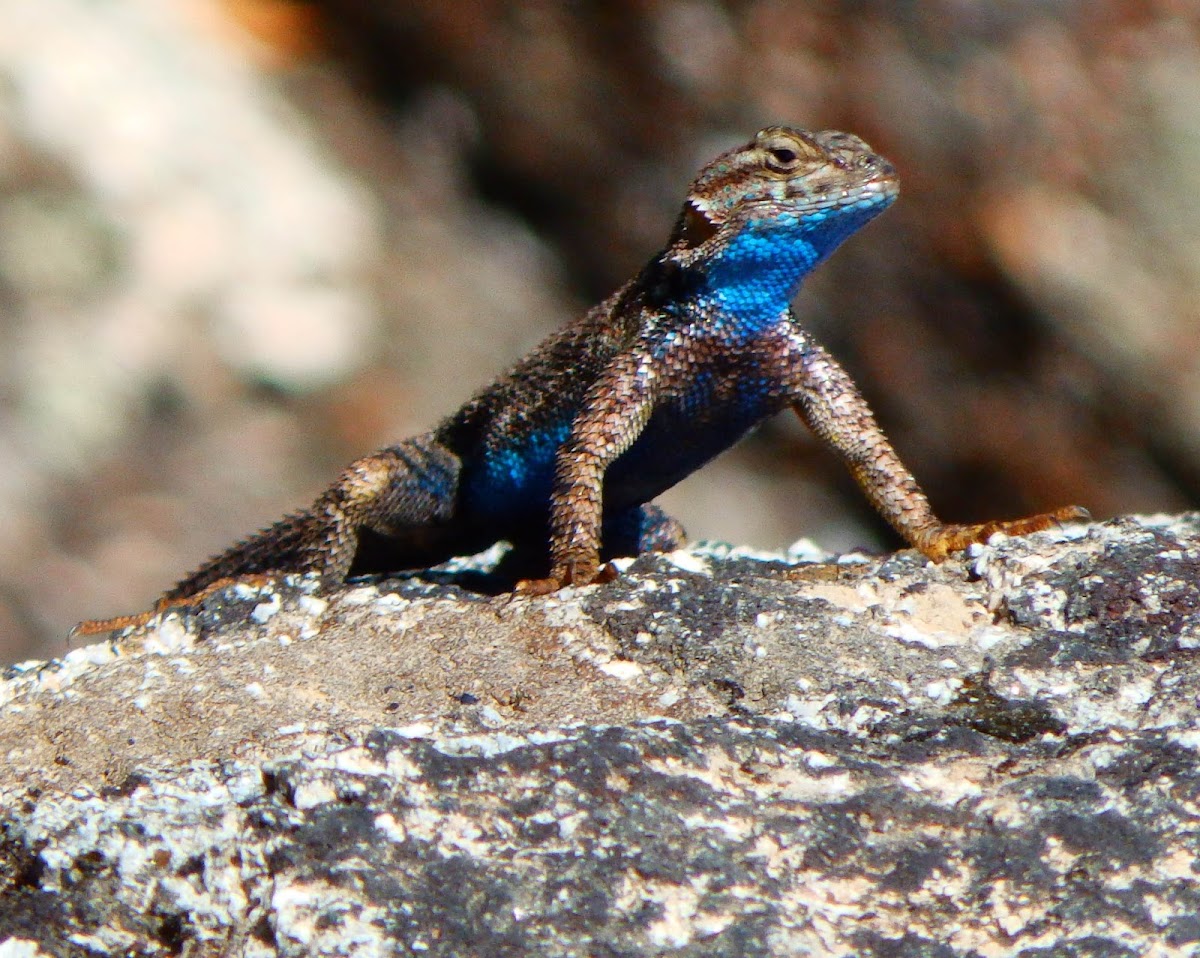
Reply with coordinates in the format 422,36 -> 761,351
75,126 -> 1086,635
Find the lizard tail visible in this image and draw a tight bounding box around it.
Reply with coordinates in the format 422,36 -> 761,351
160,510 -> 324,601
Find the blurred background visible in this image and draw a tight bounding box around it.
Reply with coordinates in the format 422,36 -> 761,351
1,0 -> 1198,663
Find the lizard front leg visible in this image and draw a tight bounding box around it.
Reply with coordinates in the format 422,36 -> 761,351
517,354 -> 657,594
785,336 -> 1087,560
73,437 -> 460,635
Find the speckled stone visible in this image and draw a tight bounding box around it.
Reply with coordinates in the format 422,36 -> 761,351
1,514 -> 1199,956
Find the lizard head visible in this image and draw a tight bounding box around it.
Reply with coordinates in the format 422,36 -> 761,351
667,127 -> 898,319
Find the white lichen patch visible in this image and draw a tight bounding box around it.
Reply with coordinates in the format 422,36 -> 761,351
897,761 -> 987,805
243,681 -> 266,699
540,602 -> 588,629
923,677 -> 963,704
786,538 -> 836,563
271,881 -> 390,957
643,879 -> 702,949
139,614 -> 195,653
414,809 -> 497,858
1118,676 -> 1157,709
0,940 -> 55,958
609,555 -> 638,573
1057,688 -> 1163,735
373,812 -> 406,843
429,728 -> 569,760
771,765 -> 855,803
338,586 -> 382,606
886,620 -> 958,650
971,623 -> 1014,653
665,549 -> 711,575
369,591 -> 410,612
292,779 -> 339,810
250,593 -> 282,623
389,721 -> 435,740
597,658 -> 644,680
296,594 -> 329,617
780,693 -> 835,726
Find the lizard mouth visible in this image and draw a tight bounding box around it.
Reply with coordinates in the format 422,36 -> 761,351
679,199 -> 720,250
785,172 -> 899,213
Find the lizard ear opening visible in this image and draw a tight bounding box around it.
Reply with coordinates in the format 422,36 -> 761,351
678,200 -> 719,250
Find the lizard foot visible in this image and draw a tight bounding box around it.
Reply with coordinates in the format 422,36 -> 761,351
915,505 -> 1090,562
514,561 -> 619,597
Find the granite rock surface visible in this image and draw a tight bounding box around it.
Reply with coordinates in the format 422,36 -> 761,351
1,515 -> 1198,956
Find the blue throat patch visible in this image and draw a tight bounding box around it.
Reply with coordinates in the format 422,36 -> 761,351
703,197 -> 892,326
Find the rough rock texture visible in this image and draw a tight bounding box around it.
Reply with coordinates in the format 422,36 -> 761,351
2,514 -> 1200,956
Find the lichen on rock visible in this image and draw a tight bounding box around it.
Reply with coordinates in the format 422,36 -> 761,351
2,514 -> 1199,956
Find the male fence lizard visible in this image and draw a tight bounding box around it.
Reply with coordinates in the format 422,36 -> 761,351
76,126 -> 1086,635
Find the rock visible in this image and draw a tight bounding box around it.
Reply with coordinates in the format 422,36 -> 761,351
1,514 -> 1199,956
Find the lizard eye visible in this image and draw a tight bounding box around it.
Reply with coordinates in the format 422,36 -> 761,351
764,144 -> 800,171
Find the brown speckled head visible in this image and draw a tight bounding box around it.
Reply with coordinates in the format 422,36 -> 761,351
672,127 -> 899,259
